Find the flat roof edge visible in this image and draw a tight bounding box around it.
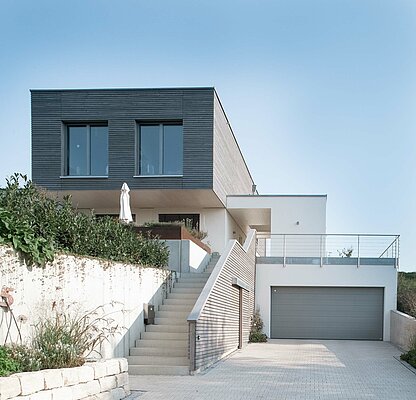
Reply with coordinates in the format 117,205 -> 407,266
227,194 -> 328,198
30,86 -> 215,92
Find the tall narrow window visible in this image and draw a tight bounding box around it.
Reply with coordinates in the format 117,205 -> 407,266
66,124 -> 108,176
138,123 -> 183,175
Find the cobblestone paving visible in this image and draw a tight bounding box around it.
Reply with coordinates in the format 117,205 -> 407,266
129,340 -> 416,399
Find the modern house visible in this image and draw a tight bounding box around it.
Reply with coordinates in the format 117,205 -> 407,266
31,87 -> 399,374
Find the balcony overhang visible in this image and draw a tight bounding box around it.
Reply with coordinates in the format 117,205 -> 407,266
226,196 -> 271,233
51,189 -> 224,209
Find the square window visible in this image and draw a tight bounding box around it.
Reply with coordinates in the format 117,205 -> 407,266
138,123 -> 183,175
65,124 -> 108,176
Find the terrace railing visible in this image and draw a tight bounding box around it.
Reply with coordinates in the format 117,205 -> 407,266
256,234 -> 400,268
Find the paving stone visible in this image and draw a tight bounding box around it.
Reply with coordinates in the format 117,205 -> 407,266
129,340 -> 416,400
110,387 -> 125,400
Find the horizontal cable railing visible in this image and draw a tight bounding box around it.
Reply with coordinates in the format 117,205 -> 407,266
256,234 -> 400,268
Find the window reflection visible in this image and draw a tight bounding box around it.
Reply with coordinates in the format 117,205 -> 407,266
67,125 -> 108,176
139,123 -> 183,175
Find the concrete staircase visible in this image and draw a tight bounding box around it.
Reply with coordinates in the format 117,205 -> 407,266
128,253 -> 220,375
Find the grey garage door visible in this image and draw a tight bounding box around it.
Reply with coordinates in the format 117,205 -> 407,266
271,287 -> 384,340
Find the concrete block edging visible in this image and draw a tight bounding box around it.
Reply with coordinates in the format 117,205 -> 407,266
0,358 -> 130,400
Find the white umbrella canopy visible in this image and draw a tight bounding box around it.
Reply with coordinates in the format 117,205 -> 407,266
119,182 -> 133,223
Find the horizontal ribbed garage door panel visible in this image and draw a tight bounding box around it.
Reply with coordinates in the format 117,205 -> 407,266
271,287 -> 383,340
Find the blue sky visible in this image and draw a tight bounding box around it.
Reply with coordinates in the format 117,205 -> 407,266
0,0 -> 415,270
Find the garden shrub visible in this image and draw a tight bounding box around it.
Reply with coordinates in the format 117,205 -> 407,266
0,173 -> 168,267
31,303 -> 123,369
7,345 -> 42,372
249,308 -> 267,343
0,346 -> 21,376
400,336 -> 416,369
144,219 -> 208,241
397,272 -> 416,318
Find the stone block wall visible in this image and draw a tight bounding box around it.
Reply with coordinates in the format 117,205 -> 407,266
0,358 -> 129,400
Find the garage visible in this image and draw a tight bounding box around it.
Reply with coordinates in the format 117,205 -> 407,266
271,287 -> 384,340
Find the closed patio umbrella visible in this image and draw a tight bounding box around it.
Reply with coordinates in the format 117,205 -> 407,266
119,182 -> 133,223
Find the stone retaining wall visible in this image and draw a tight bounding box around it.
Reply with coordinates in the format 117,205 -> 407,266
390,310 -> 416,351
0,358 -> 129,400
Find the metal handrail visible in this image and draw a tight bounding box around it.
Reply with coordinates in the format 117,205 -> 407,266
257,233 -> 400,268
378,236 -> 400,258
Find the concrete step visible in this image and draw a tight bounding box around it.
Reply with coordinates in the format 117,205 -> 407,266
167,292 -> 200,300
180,273 -> 210,279
163,298 -> 195,306
141,331 -> 187,340
154,317 -> 187,325
146,324 -> 187,333
170,287 -> 202,294
156,310 -> 190,319
127,356 -> 188,366
159,304 -> 193,312
130,347 -> 187,357
135,339 -> 187,348
174,282 -> 206,289
129,365 -> 189,376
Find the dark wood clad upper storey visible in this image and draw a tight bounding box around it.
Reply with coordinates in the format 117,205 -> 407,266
31,87 -> 254,206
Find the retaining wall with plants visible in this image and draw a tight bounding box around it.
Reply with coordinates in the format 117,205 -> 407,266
0,358 -> 129,400
0,244 -> 174,358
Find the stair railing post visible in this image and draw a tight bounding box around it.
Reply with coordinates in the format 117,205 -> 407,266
188,321 -> 196,373
320,234 -> 323,268
283,235 -> 286,268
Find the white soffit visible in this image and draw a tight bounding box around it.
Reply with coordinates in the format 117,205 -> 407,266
51,189 -> 224,209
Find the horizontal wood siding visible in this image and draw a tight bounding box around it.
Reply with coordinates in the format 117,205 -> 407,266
192,231 -> 256,371
31,88 -> 214,191
213,92 -> 254,204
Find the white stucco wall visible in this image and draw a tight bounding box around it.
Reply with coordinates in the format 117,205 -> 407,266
0,245 -> 173,358
256,263 -> 397,341
225,212 -> 246,246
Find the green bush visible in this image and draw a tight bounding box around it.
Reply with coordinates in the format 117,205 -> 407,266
400,349 -> 416,369
397,272 -> 416,318
7,345 -> 42,372
249,308 -> 267,343
144,219 -> 208,241
0,346 -> 21,376
249,331 -> 268,343
0,173 -> 168,267
32,304 -> 121,370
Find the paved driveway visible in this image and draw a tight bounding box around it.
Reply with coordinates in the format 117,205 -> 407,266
129,340 -> 416,399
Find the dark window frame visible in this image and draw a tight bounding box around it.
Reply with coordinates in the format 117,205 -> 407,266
64,123 -> 108,177
159,214 -> 200,230
137,122 -> 183,176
